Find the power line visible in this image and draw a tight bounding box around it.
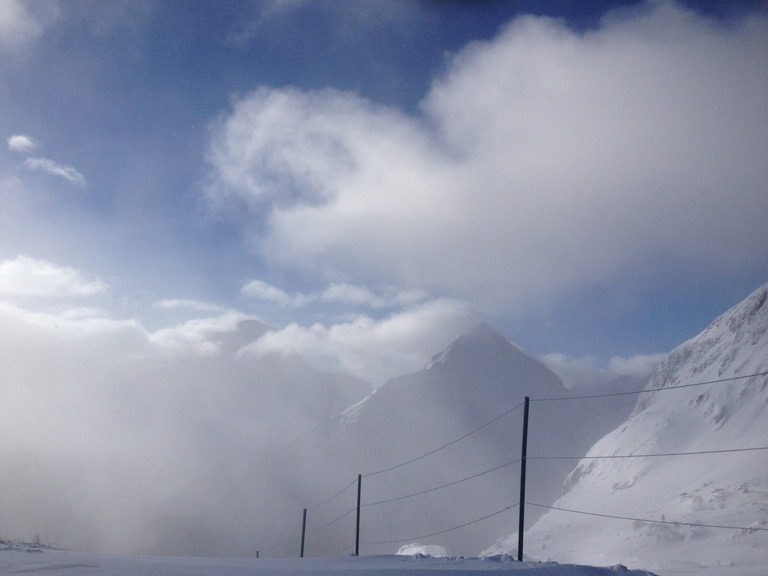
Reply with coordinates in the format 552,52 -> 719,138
361,504 -> 519,545
300,370 -> 768,557
302,400 -> 524,554
528,445 -> 768,460
530,371 -> 768,402
308,506 -> 357,535
527,502 -> 768,532
363,458 -> 521,507
308,477 -> 358,510
364,400 -> 525,477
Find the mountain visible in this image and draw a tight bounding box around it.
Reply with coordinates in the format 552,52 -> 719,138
286,323 -> 628,557
486,283 -> 768,575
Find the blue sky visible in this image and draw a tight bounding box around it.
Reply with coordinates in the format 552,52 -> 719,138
1,0 -> 767,385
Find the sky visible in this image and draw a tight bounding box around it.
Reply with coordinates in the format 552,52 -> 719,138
1,0 -> 768,387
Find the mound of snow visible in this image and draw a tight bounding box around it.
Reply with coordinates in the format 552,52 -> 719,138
396,543 -> 451,557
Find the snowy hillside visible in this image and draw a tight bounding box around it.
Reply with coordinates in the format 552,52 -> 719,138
486,283 -> 768,575
285,324 -> 630,557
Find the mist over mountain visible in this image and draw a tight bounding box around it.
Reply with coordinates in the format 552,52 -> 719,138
486,283 -> 768,575
111,320 -> 371,441
0,311 -> 699,562
284,323 -> 637,556
0,318 -> 371,556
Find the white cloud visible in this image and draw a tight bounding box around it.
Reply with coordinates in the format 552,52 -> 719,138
0,255 -> 108,298
7,137 -> 86,189
607,352 -> 667,377
241,279 -> 304,307
153,298 -> 226,314
0,300 -> 143,344
149,310 -> 253,355
207,2 -> 768,315
240,298 -> 478,385
241,278 -> 427,310
7,134 -> 37,153
319,283 -> 426,308
319,282 -> 381,306
540,351 -> 665,389
25,157 -> 87,187
0,0 -> 55,51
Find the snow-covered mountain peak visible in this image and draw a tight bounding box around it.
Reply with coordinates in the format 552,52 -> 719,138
423,322 -> 565,399
636,282 -> 768,418
425,322 -> 511,371
288,322 -> 617,556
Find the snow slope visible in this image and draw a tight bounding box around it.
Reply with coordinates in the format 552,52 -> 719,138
0,543 -> 657,576
486,283 -> 768,575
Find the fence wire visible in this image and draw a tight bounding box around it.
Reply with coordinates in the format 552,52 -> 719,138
527,502 -> 768,533
364,400 -> 525,477
363,457 -> 521,507
361,504 -> 519,545
530,371 -> 768,402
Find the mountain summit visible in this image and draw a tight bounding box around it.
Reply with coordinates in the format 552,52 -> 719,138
424,323 -> 566,400
426,322 -> 528,371
287,323 -> 616,556
495,283 -> 768,575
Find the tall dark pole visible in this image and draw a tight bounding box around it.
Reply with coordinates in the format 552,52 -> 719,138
300,508 -> 307,558
518,396 -> 530,562
355,474 -> 362,556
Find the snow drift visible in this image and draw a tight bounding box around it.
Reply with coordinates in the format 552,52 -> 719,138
0,541 -> 658,575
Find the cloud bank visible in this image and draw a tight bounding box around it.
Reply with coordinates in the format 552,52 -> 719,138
242,297 -> 477,385
207,2 -> 768,315
540,351 -> 666,390
0,255 -> 107,298
241,278 -> 426,310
